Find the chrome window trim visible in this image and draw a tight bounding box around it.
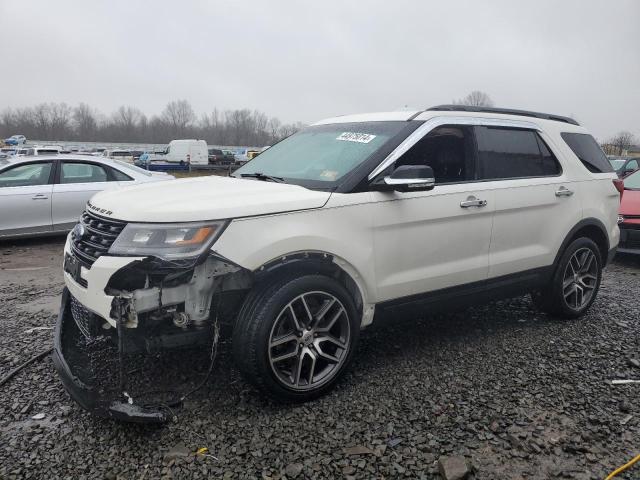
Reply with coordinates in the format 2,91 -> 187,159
367,116 -> 541,180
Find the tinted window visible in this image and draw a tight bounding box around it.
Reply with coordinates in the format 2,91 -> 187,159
561,133 -> 613,173
396,125 -> 476,183
61,162 -> 108,184
476,127 -> 561,179
0,162 -> 52,188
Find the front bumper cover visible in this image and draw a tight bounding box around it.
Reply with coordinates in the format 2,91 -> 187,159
53,288 -> 168,423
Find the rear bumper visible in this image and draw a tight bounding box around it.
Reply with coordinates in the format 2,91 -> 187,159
618,225 -> 640,255
53,288 -> 168,423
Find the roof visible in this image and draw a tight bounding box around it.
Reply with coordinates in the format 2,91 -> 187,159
314,106 -> 580,127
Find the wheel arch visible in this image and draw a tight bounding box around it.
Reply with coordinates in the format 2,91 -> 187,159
253,251 -> 375,327
553,218 -> 610,269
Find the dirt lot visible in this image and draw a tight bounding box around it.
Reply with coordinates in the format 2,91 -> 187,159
0,237 -> 639,479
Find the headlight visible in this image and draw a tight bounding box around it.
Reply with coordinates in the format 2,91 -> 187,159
108,221 -> 228,259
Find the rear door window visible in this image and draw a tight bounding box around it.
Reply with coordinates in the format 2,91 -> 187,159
475,127 -> 561,180
561,132 -> 613,173
61,162 -> 108,184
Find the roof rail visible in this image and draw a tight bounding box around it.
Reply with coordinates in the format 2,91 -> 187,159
426,105 -> 579,126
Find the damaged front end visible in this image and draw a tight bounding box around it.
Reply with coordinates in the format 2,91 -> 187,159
54,251 -> 252,423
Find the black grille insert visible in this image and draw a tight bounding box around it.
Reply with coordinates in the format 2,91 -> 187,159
71,210 -> 127,267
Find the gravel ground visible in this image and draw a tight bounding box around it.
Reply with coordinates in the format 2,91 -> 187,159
0,237 -> 639,479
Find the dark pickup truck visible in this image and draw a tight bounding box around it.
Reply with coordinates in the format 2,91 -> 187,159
208,148 -> 237,165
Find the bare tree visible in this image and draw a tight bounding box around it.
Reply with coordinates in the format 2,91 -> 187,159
162,100 -> 196,137
0,101 -> 303,145
73,103 -> 98,140
454,90 -> 494,107
607,131 -> 636,156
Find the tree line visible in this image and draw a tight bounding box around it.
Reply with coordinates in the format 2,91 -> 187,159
0,100 -> 305,146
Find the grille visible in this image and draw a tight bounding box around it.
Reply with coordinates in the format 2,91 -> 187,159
70,295 -> 98,339
71,210 -> 127,267
620,225 -> 640,249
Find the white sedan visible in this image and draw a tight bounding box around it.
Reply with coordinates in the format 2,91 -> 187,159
0,155 -> 174,239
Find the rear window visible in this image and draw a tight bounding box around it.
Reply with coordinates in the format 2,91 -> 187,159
561,133 -> 613,173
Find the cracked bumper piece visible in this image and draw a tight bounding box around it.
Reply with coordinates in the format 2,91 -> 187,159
53,288 -> 168,423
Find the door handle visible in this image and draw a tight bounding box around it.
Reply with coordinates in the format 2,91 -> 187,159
555,187 -> 574,197
460,196 -> 487,208
32,194 -> 49,200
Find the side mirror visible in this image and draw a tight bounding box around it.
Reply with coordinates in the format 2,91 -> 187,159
379,165 -> 435,192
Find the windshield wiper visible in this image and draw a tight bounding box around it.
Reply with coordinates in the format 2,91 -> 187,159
239,172 -> 285,183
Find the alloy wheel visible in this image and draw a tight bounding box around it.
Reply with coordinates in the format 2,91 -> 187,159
268,291 -> 351,391
562,247 -> 599,310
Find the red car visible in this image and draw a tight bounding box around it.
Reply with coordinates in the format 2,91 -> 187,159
618,169 -> 640,254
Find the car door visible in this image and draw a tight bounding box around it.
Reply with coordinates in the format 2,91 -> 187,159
0,160 -> 54,237
51,160 -> 119,231
370,123 -> 495,302
473,126 -> 581,278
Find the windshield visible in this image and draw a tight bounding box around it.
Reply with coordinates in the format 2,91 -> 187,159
609,159 -> 626,170
234,121 -> 409,187
624,169 -> 640,190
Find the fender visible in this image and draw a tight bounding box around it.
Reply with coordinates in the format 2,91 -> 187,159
254,250 -> 376,327
552,217 -> 610,269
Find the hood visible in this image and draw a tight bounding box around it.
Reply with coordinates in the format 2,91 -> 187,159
620,189 -> 640,216
88,175 -> 331,222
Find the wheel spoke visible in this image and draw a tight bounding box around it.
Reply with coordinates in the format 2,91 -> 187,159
316,334 -> 347,350
300,295 -> 314,328
316,307 -> 345,333
288,304 -> 303,332
293,349 -> 306,386
311,298 -> 336,328
307,351 -> 317,385
272,350 -> 298,363
270,333 -> 297,348
580,252 -> 595,273
314,347 -> 339,364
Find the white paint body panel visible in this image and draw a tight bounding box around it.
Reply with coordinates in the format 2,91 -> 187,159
89,175 -> 331,222
65,110 -> 620,328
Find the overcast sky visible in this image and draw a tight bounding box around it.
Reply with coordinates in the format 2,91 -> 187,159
2,0 -> 639,141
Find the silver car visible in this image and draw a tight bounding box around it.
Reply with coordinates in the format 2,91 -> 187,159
0,155 -> 174,239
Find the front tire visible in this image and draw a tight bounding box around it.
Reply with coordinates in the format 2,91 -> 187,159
531,237 -> 602,318
233,274 -> 359,402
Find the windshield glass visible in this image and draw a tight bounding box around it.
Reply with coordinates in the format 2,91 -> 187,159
234,121 -> 409,187
624,169 -> 640,189
609,159 -> 626,170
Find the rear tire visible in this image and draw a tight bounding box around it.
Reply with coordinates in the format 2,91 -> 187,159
531,237 -> 602,318
233,274 -> 359,402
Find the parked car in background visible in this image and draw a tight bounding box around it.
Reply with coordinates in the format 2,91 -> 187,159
0,155 -> 174,239
103,149 -> 135,163
618,169 -> 640,254
0,147 -> 18,159
16,148 -> 30,156
608,156 -> 639,178
26,145 -> 62,156
4,134 -> 26,145
55,106 -> 620,421
150,139 -> 208,165
208,148 -> 236,164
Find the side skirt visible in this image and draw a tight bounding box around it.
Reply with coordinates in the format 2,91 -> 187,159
376,266 -> 553,316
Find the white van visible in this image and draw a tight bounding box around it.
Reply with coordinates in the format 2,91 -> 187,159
26,145 -> 62,156
162,139 -> 208,165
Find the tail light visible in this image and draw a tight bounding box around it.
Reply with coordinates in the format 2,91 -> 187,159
613,179 -> 624,201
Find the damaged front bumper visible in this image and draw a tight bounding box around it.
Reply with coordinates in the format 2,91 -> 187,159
53,288 -> 169,422
56,237 -> 252,423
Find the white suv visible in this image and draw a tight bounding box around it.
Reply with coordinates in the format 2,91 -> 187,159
54,106 -> 620,421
